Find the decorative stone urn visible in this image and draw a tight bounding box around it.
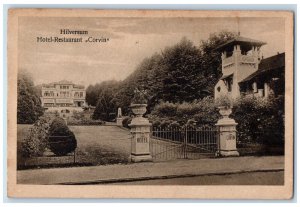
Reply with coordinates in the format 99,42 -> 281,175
128,103 -> 152,162
129,104 -> 148,125
215,106 -> 239,157
218,106 -> 232,119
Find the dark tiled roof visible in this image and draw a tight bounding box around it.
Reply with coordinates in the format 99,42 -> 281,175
239,53 -> 285,83
215,36 -> 267,51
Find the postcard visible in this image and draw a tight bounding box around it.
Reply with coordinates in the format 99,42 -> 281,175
7,9 -> 294,199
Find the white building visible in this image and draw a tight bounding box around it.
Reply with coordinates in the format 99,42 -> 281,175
214,36 -> 266,99
41,80 -> 86,117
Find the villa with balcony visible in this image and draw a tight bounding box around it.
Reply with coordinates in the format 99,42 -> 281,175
214,36 -> 285,100
41,80 -> 86,117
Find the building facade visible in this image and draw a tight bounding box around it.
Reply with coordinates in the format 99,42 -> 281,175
214,36 -> 285,100
238,53 -> 285,98
41,80 -> 86,116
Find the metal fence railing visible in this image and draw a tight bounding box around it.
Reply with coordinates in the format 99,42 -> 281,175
150,126 -> 218,161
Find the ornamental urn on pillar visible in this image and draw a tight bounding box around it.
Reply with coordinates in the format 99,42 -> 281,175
128,89 -> 152,162
215,95 -> 239,157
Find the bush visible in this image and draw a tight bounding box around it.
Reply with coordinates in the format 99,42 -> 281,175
149,95 -> 284,155
193,97 -> 219,126
214,94 -> 233,108
132,88 -> 148,104
68,111 -> 105,126
122,116 -> 132,128
169,121 -> 180,128
150,97 -> 219,127
20,114 -> 53,158
48,118 -> 77,156
232,95 -> 284,151
152,101 -> 177,118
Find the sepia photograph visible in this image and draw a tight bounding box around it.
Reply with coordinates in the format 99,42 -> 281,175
7,9 -> 294,199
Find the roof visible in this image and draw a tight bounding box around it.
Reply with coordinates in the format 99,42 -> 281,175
53,80 -> 74,85
42,80 -> 85,89
215,36 -> 267,52
220,73 -> 233,80
239,53 -> 285,83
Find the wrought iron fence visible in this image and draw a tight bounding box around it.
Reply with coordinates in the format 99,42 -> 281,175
150,126 -> 218,161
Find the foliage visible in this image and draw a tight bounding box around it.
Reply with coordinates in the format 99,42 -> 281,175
150,97 -> 219,127
150,95 -> 284,154
86,31 -> 235,115
199,31 -> 236,92
122,116 -> 132,129
232,95 -> 284,149
17,71 -> 44,124
20,114 -> 53,158
91,81 -> 119,121
193,97 -> 220,125
214,94 -> 233,108
68,111 -> 105,125
86,80 -> 120,106
48,117 -> 77,156
131,88 -> 148,104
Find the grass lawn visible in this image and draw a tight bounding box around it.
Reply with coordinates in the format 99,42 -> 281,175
17,124 -> 131,170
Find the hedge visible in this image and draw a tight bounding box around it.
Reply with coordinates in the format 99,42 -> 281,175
149,95 -> 284,153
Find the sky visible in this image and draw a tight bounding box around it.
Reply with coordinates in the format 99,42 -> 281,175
18,17 -> 285,87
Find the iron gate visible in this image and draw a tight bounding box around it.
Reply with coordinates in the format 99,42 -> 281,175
150,125 -> 219,161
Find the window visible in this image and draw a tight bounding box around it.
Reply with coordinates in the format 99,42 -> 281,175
60,91 -> 68,97
252,82 -> 258,93
224,77 -> 233,92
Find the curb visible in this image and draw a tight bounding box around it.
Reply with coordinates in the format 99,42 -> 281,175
58,168 -> 284,185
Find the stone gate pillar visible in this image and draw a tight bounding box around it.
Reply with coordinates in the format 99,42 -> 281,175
216,107 -> 239,156
129,104 -> 152,162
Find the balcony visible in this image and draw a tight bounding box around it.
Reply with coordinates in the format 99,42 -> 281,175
222,56 -> 234,67
239,55 -> 256,64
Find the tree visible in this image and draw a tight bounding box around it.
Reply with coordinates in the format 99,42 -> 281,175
159,37 -> 203,103
92,81 -> 119,121
17,71 -> 44,124
199,31 -> 236,92
89,31 -> 237,115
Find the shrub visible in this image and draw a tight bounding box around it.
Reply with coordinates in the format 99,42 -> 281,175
193,97 -> 219,126
20,114 -> 53,158
152,120 -> 161,127
160,120 -> 171,128
48,118 -> 77,156
152,101 -> 177,118
169,121 -> 180,128
132,88 -> 148,104
68,111 -> 105,126
214,94 -> 233,108
150,97 -> 219,127
122,116 -> 132,128
48,131 -> 77,156
232,95 -> 284,151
